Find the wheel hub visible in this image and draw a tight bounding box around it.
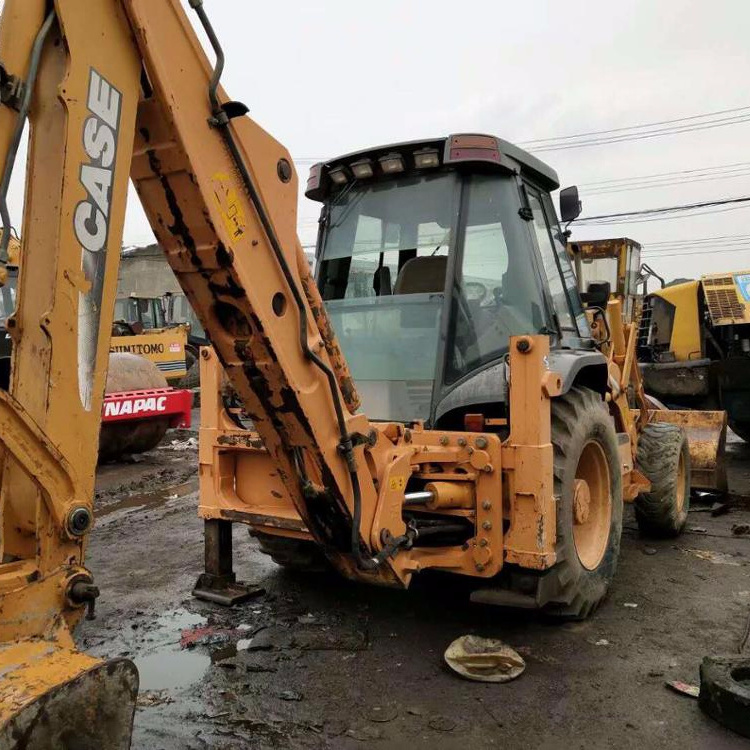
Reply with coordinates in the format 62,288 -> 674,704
573,479 -> 591,524
572,439 -> 613,571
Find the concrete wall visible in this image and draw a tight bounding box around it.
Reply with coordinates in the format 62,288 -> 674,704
118,244 -> 316,298
117,245 -> 181,297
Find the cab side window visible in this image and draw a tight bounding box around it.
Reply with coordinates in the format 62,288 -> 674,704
526,188 -> 577,333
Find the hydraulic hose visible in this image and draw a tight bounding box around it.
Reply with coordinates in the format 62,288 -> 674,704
189,1 -> 386,570
0,10 -> 55,264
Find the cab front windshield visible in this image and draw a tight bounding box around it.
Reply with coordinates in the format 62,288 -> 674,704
316,172 -> 549,422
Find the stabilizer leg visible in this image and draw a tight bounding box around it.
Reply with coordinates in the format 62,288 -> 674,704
192,519 -> 264,606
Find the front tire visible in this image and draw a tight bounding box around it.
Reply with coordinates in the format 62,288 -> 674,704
635,422 -> 690,537
540,387 -> 624,620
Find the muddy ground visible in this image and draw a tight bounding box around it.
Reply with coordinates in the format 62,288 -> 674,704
81,425 -> 750,750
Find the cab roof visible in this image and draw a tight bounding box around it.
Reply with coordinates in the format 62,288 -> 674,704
305,133 -> 560,202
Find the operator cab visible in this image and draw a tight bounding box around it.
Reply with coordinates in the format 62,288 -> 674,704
307,134 -> 593,425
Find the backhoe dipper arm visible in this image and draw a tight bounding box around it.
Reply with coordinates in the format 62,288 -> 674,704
0,2 -> 396,740
123,0 -> 380,570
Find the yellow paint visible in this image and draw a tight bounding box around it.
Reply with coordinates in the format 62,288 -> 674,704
650,281 -> 701,361
701,269 -> 750,326
388,476 -> 406,491
110,327 -> 188,382
211,172 -> 247,242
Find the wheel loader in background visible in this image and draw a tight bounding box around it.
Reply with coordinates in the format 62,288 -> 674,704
638,270 -> 750,442
569,237 -> 644,322
0,1 -> 723,747
568,237 -> 728,492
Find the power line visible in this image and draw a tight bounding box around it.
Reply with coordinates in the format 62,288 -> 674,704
578,202 -> 750,225
643,239 -> 750,254
579,161 -> 750,188
584,169 -> 750,196
575,195 -> 750,226
645,233 -> 750,247
525,113 -> 750,153
520,105 -> 750,145
642,245 -> 750,260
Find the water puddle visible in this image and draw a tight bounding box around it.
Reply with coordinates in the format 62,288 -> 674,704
98,480 -> 196,519
135,646 -> 211,691
133,608 -> 211,691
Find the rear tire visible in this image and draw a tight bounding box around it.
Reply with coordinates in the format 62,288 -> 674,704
252,531 -> 329,573
635,422 -> 690,538
540,387 -> 623,620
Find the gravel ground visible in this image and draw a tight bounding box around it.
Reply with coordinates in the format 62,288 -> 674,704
77,430 -> 750,749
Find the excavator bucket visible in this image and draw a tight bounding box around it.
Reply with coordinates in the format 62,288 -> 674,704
649,409 -> 728,493
0,642 -> 137,750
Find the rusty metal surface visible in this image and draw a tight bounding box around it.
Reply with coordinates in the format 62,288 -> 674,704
702,271 -> 750,326
650,409 -> 728,492
0,647 -> 137,750
640,360 -> 712,398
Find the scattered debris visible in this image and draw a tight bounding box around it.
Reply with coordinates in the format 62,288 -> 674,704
244,631 -> 274,651
623,602 -> 638,609
161,437 -> 198,451
699,655 -> 750,739
688,526 -> 708,534
136,691 -> 174,708
732,523 -> 750,537
690,501 -> 729,516
278,690 -> 303,702
180,626 -> 234,649
291,628 -> 368,652
666,680 -> 700,698
205,710 -> 231,720
297,613 -> 317,625
346,723 -> 383,742
594,639 -> 610,646
367,705 -> 398,723
428,715 -> 457,732
683,548 -> 741,566
642,546 -> 658,556
245,663 -> 278,673
444,635 -> 525,683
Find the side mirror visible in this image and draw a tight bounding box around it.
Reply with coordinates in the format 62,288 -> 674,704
559,186 -> 582,223
581,280 -> 611,308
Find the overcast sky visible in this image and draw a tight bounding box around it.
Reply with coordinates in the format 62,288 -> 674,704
7,0 -> 750,281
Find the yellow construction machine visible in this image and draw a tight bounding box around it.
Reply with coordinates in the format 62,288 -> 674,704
0,242 -> 191,461
112,295 -> 190,382
0,1 -> 722,746
638,270 -> 750,443
569,237 -> 644,322
569,237 -> 727,492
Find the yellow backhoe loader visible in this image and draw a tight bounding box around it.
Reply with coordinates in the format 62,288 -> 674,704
0,2 -> 723,747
